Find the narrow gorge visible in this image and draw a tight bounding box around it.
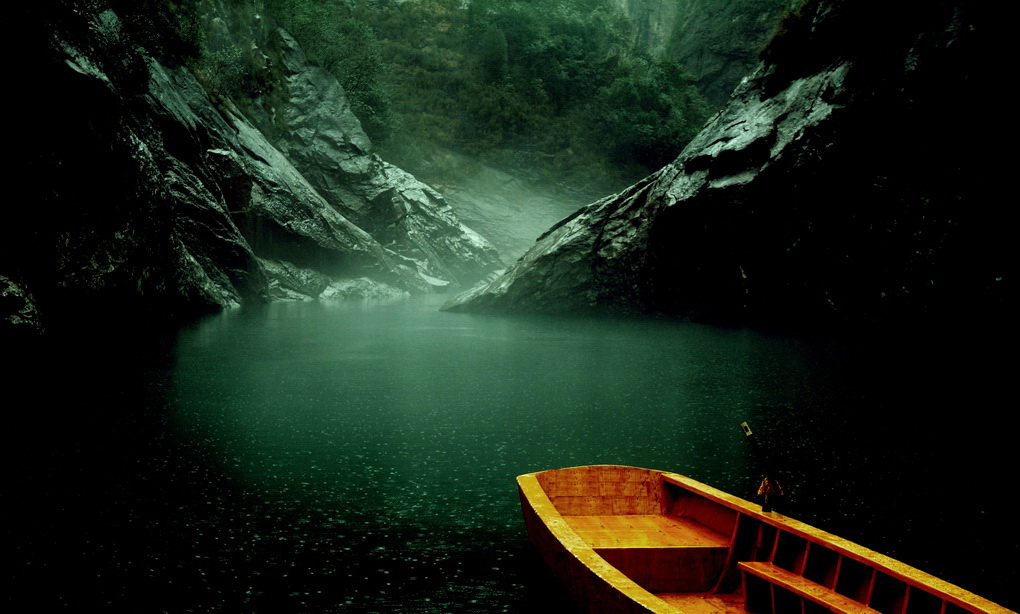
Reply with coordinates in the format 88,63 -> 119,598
6,3 -> 1014,612
443,0 -> 1005,330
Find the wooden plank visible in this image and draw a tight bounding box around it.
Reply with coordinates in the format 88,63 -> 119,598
660,471 -> 1013,614
656,590 -> 747,613
539,465 -> 663,515
559,514 -> 732,593
600,547 -> 729,592
518,473 -> 683,614
564,515 -> 730,549
740,561 -> 879,614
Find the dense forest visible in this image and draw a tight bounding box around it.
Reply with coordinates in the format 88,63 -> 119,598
102,0 -> 793,190
268,0 -> 712,187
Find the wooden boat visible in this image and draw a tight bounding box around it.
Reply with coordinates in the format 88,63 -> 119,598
517,465 -> 1012,614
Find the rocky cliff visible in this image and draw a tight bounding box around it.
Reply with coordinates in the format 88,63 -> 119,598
4,0 -> 500,338
444,0 -> 1007,329
242,27 -> 501,288
612,0 -> 800,107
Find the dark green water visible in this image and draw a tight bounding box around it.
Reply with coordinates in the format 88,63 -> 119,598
10,296 -> 1016,612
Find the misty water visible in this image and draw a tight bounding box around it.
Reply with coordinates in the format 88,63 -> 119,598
11,296 -> 1015,612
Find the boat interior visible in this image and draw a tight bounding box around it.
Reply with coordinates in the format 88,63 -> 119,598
519,465 -> 1009,614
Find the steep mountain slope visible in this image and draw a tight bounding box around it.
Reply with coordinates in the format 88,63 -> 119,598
443,0 -> 1006,329
4,1 -> 500,337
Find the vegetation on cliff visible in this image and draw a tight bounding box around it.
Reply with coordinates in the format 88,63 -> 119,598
61,0 -> 793,190
262,0 -> 712,189
443,0 -> 1006,330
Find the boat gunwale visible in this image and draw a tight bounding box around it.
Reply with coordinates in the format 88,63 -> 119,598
519,464 -> 1012,614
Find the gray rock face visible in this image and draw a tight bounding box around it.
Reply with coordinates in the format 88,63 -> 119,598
445,0 -> 1007,327
445,57 -> 849,314
260,259 -> 409,302
668,0 -> 801,107
263,30 -> 503,287
440,172 -> 669,314
25,10 -> 267,318
434,160 -> 596,262
6,3 -> 500,332
610,0 -> 799,107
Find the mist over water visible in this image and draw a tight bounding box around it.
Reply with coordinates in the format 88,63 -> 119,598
10,296 -> 1015,612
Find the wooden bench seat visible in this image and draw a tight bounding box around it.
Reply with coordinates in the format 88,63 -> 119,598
739,561 -> 879,614
563,514 -> 730,549
562,515 -> 731,593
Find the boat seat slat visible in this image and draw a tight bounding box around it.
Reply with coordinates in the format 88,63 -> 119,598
739,561 -> 879,614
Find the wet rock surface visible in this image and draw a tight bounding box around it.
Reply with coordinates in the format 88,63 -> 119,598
444,0 -> 1007,328
266,30 -> 502,286
6,3 -> 499,333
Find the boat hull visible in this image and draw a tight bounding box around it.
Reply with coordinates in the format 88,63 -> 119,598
518,465 -> 1012,614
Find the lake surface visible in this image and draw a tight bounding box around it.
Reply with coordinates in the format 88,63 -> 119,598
10,296 -> 1016,612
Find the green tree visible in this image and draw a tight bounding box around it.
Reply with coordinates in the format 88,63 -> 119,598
266,0 -> 711,184
479,25 -> 509,83
597,58 -> 710,169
